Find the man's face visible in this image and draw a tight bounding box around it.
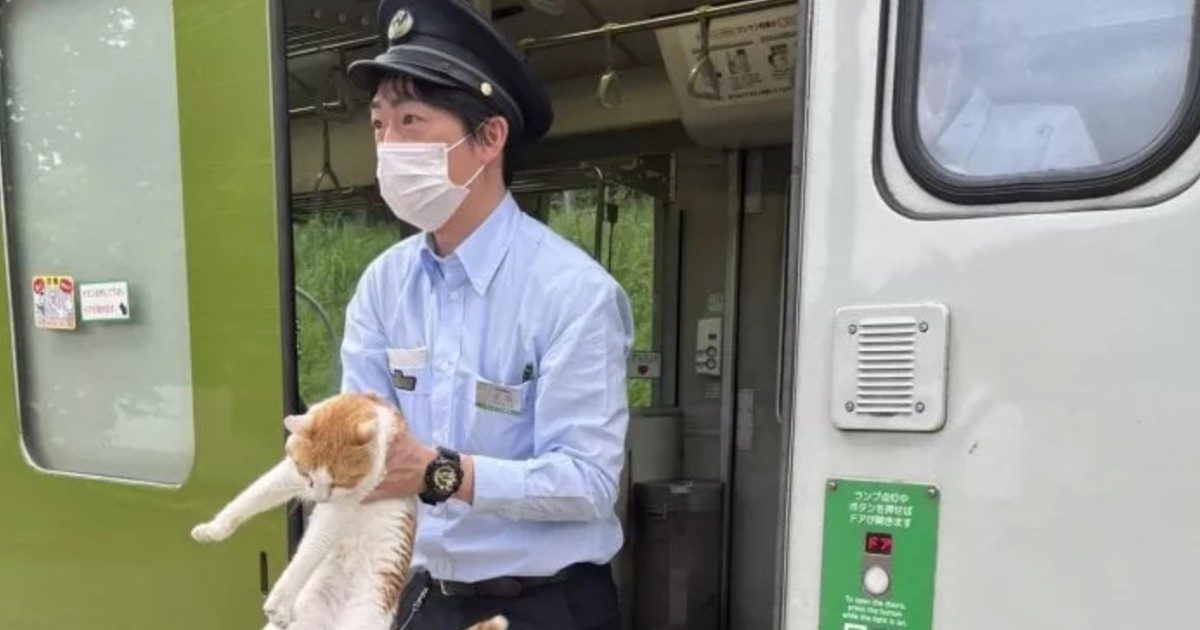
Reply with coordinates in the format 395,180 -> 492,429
370,78 -> 483,188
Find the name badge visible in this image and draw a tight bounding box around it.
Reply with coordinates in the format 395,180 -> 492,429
387,347 -> 426,392
475,379 -> 524,416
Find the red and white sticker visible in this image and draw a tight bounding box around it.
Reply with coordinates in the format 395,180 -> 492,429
32,275 -> 76,330
628,351 -> 662,379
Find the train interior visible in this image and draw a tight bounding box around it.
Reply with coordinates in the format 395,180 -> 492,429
282,1 -> 800,627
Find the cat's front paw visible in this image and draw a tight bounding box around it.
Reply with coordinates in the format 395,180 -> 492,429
263,589 -> 296,628
191,519 -> 235,543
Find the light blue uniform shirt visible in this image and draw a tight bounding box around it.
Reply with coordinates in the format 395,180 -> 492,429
927,87 -> 1101,177
340,192 -> 634,582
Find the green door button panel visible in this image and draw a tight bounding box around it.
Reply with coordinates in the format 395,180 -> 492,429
819,479 -> 940,630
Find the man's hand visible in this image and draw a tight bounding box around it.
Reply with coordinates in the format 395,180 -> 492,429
363,430 -> 437,503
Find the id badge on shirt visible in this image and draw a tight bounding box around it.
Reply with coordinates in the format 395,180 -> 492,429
475,379 -> 524,416
387,347 -> 426,392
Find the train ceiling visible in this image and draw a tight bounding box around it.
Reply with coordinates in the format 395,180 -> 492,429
284,0 -> 717,86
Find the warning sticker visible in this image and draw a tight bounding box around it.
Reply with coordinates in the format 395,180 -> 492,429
80,281 -> 131,322
32,275 -> 76,330
628,351 -> 662,379
676,5 -> 798,109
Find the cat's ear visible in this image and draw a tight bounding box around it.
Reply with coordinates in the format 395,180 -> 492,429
354,419 -> 378,445
283,414 -> 309,434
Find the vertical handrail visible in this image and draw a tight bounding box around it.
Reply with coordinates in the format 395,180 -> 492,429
294,286 -> 341,394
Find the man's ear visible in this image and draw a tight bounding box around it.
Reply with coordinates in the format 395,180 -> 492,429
479,115 -> 509,162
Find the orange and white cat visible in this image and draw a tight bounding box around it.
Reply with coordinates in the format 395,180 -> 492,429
190,392 -> 506,630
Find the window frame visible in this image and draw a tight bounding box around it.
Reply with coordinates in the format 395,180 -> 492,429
890,0 -> 1200,206
0,0 -> 197,487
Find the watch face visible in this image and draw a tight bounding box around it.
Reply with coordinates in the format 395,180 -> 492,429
433,465 -> 458,492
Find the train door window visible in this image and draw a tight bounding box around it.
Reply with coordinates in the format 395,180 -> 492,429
880,0 -> 1200,212
292,199 -> 405,405
0,0 -> 194,484
541,186 -> 663,408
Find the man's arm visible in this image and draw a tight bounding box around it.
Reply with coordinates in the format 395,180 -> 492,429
344,265 -> 447,503
467,271 -> 634,521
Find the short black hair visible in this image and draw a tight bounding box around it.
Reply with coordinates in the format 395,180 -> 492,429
376,74 -> 517,186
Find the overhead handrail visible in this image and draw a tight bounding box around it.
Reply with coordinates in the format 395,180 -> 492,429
287,34 -> 377,59
313,117 -> 343,192
309,54 -> 356,191
687,6 -> 722,101
517,0 -> 792,52
284,1 -> 793,65
596,24 -> 622,110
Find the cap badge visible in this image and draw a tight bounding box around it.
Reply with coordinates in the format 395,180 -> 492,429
387,9 -> 414,43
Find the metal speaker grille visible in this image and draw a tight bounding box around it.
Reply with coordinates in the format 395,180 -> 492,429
832,304 -> 949,432
854,317 -> 917,415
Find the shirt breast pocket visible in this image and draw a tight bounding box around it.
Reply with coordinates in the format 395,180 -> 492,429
464,372 -> 535,454
387,348 -> 430,420
470,374 -> 532,417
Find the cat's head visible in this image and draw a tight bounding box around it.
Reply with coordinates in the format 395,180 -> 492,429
282,391 -> 401,502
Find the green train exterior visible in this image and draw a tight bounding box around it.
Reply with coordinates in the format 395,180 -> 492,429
0,1 -> 291,627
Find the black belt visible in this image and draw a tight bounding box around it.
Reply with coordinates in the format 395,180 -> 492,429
427,567 -> 570,598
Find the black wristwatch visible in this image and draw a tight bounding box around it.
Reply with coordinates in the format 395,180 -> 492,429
419,446 -> 462,505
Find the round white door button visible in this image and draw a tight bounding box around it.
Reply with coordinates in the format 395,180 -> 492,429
863,565 -> 890,596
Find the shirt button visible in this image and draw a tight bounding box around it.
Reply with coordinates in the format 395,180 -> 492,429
441,360 -> 453,372
450,291 -> 460,301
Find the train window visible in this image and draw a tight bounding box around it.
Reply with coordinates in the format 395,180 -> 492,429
542,187 -> 661,408
0,0 -> 194,484
893,0 -> 1200,204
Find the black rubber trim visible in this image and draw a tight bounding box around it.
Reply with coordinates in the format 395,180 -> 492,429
872,0 -> 906,216
268,0 -> 305,558
890,0 -> 1200,205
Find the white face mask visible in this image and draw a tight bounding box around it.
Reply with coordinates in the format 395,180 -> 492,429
375,134 -> 485,232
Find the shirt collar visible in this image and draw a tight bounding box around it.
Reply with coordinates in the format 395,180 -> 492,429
418,192 -> 520,296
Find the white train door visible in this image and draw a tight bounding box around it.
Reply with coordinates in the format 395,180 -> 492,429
785,0 -> 1200,628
